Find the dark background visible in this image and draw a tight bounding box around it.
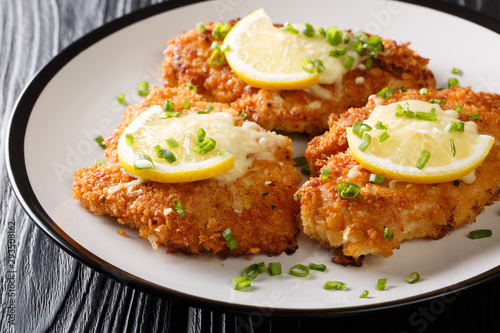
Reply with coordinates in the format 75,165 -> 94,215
1,0 -> 500,332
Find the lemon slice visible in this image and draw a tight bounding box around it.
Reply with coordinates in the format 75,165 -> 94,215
346,100 -> 495,183
223,8 -> 319,90
117,106 -> 234,183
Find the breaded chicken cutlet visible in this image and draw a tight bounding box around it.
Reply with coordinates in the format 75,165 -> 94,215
161,21 -> 435,134
73,86 -> 302,256
296,87 -> 500,265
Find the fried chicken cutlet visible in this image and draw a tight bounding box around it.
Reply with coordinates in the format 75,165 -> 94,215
73,86 -> 302,256
161,21 -> 435,134
296,87 -> 500,264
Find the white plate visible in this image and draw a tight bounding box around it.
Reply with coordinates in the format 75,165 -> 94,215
6,0 -> 500,315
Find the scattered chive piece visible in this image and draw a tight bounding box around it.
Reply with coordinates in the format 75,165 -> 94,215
451,67 -> 462,75
181,100 -> 191,109
416,111 -> 437,121
186,82 -> 197,92
415,149 -> 431,170
445,121 -> 465,132
448,78 -> 460,88
308,263 -> 327,272
375,121 -> 388,130
231,276 -> 251,290
405,272 -> 421,284
208,41 -> 226,66
165,137 -> 179,149
359,290 -> 369,298
326,27 -> 343,46
301,59 -> 325,73
194,137 -> 216,155
269,262 -> 282,276
241,113 -> 248,120
365,58 -> 372,69
95,157 -> 107,166
376,87 -> 395,100
323,281 -> 347,290
125,133 -> 134,146
197,128 -> 206,143
450,138 -> 456,156
137,81 -> 149,96
469,113 -> 481,119
289,264 -> 310,278
455,105 -> 463,113
337,182 -> 364,201
172,199 -> 186,217
302,23 -> 315,37
212,22 -> 231,39
198,105 -> 214,114
352,122 -> 372,138
161,111 -> 180,119
243,263 -> 260,280
344,33 -> 351,43
156,148 -> 176,164
293,156 -> 308,167
94,135 -> 107,149
117,93 -> 126,104
320,168 -> 330,180
369,173 -> 385,185
258,262 -> 266,274
384,227 -> 394,240
358,133 -> 371,152
395,104 -> 405,117
301,163 -> 311,176
429,99 -> 446,104
196,22 -> 206,33
329,48 -> 346,57
469,229 -> 492,239
342,55 -> 355,70
133,153 -> 154,170
375,278 -> 388,291
163,99 -> 175,112
217,148 -> 225,156
282,22 -> 299,34
222,228 -> 238,249
377,130 -> 390,143
419,88 -> 429,95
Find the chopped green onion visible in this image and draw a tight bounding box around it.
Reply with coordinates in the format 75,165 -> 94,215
429,99 -> 446,104
133,153 -> 154,170
369,173 -> 385,185
301,59 -> 325,73
445,121 -> 465,132
125,133 -> 134,146
352,122 -> 372,138
329,48 -> 346,57
137,81 -> 149,96
163,99 -> 175,112
186,82 -> 197,92
194,137 -> 216,155
358,133 -> 371,152
448,78 -> 460,88
416,110 -> 437,121
377,130 -> 390,143
198,105 -> 214,114
450,138 -> 456,157
289,264 -> 310,278
326,27 -> 343,46
197,128 -> 206,143
281,22 -> 299,34
172,199 -> 186,217
343,33 -> 351,43
258,262 -> 266,273
320,168 -> 330,180
455,105 -> 463,113
217,149 -> 225,156
359,290 -> 369,298
165,137 -> 179,149
416,149 -> 431,170
451,67 -> 462,75
419,88 -> 429,95
243,263 -> 260,280
375,121 -> 388,130
395,104 -> 405,117
95,157 -> 107,166
405,272 -> 421,284
241,113 -> 248,120
351,40 -> 363,54
469,113 -> 481,119
302,23 -> 315,37
181,100 -> 191,109
343,55 -> 355,70
308,263 -> 327,272
269,262 -> 282,276
301,163 -> 311,176
318,27 -> 326,37
161,111 -> 180,119
375,278 -> 388,291
354,31 -> 368,43
208,42 -> 226,66
94,135 -> 107,149
212,23 -> 231,39
469,229 -> 492,239
293,156 -> 308,167
231,276 -> 251,290
117,93 -> 126,104
323,281 -> 346,290
337,182 -> 364,201
365,58 -> 372,69
384,227 -> 394,240
222,227 -> 238,249
196,22 -> 206,33
376,87 -> 395,100
156,148 -> 176,164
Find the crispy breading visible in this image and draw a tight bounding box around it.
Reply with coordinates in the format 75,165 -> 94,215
296,87 -> 500,261
73,86 -> 302,256
161,21 -> 435,134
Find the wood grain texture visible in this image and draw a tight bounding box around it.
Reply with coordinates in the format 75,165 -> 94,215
1,0 -> 500,332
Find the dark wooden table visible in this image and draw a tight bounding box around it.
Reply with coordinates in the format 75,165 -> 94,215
2,0 -> 500,332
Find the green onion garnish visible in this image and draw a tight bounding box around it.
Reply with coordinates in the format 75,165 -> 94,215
194,137 -> 216,155
448,78 -> 460,88
469,113 -> 481,119
133,153 -> 154,170
416,149 -> 431,170
377,130 -> 390,143
196,22 -> 206,33
419,88 -> 429,95
395,104 -> 405,117
337,182 -> 364,201
243,263 -> 260,280
117,93 -> 126,104
375,121 -> 388,130
329,48 -> 346,57
320,168 -> 330,180
156,148 -> 176,164
172,199 -> 186,217
301,163 -> 311,176
308,263 -> 327,272
429,99 -> 446,104
416,110 -> 437,121
198,105 -> 214,114
165,137 -> 179,149
318,27 -> 326,36
323,281 -> 346,290
369,173 -> 385,185
302,23 -> 315,37
94,135 -> 107,149
375,278 -> 387,291
161,111 -> 180,119
95,157 -> 107,166
125,133 -> 134,146
208,42 -> 226,66
469,229 -> 492,239
451,67 -> 462,75
241,113 -> 248,120
212,23 -> 231,39
376,87 -> 395,100
455,105 -> 463,113
181,100 -> 191,109
197,128 -> 206,143
163,99 -> 175,112
359,290 -> 369,298
217,149 -> 225,156
405,272 -> 421,284
384,227 -> 394,240
344,34 -> 351,43
358,132 -> 371,152
301,59 -> 325,73
450,138 -> 456,156
293,156 -> 308,167
258,262 -> 266,273
352,122 -> 372,138
269,262 -> 282,276
281,22 -> 299,34
222,227 -> 238,249
365,58 -> 372,69
445,121 -> 465,132
231,276 -> 251,290
137,81 -> 149,96
342,55 -> 355,70
186,82 -> 197,92
289,264 -> 310,278
326,27 -> 343,46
